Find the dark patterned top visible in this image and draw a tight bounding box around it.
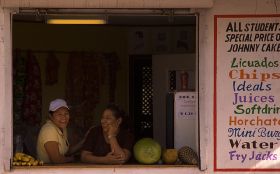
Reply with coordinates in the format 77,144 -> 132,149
82,126 -> 134,157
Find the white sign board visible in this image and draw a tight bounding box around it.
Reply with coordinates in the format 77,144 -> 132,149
214,15 -> 280,172
174,92 -> 196,120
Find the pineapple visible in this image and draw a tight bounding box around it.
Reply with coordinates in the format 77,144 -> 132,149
178,146 -> 198,165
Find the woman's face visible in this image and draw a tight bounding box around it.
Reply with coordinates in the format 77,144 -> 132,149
101,109 -> 119,132
50,107 -> 70,129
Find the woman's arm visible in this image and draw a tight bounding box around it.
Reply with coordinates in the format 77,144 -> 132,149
81,150 -> 125,164
67,126 -> 95,155
108,136 -> 127,158
107,134 -> 132,163
107,121 -> 127,157
67,140 -> 84,155
44,141 -> 74,163
80,150 -> 106,164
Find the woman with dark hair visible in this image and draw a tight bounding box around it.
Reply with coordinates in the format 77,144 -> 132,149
81,104 -> 134,164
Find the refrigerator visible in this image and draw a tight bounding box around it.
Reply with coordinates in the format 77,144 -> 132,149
166,91 -> 197,150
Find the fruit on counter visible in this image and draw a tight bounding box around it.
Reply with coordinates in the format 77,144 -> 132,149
162,149 -> 178,164
13,152 -> 44,166
133,138 -> 161,164
178,146 -> 198,165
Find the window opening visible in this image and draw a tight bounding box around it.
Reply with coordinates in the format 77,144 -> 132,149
12,10 -> 198,168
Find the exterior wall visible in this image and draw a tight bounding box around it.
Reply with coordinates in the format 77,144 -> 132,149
197,0 -> 280,173
0,0 -> 279,174
0,0 -> 213,8
1,167 -> 201,174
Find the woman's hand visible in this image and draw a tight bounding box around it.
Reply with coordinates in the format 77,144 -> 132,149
108,121 -> 120,137
104,151 -> 126,164
81,150 -> 126,164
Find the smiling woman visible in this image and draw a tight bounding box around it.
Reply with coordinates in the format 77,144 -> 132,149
37,99 -> 89,164
81,104 -> 134,164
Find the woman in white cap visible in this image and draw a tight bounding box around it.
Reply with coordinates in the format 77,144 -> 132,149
37,98 -> 87,163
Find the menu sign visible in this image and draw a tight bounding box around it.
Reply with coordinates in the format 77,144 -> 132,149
214,15 -> 280,172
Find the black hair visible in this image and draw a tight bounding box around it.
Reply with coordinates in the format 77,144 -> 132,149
104,103 -> 132,131
104,103 -> 126,119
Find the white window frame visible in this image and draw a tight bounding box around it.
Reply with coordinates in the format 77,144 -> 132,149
0,7 -> 13,173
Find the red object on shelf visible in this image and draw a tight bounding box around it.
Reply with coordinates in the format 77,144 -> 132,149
180,71 -> 189,90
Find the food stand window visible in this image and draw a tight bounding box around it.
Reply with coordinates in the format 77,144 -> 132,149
9,9 -> 201,171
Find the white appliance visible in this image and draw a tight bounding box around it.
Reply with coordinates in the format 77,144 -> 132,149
166,91 -> 197,150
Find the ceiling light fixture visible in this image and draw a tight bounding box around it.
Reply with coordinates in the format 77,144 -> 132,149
47,19 -> 106,24
46,14 -> 107,24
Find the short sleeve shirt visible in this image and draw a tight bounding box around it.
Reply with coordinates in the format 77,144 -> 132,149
37,120 -> 69,163
82,126 -> 134,157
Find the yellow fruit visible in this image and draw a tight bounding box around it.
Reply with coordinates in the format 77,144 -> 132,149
39,160 -> 44,166
21,156 -> 30,162
13,152 -> 42,166
162,149 -> 178,164
14,152 -> 26,161
27,155 -> 35,160
13,156 -> 18,162
15,152 -> 25,156
15,156 -> 21,161
15,152 -> 25,158
32,160 -> 39,166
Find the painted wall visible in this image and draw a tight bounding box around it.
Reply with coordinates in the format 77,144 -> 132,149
0,0 -> 213,8
12,23 -> 129,123
0,0 -> 280,174
196,0 -> 280,173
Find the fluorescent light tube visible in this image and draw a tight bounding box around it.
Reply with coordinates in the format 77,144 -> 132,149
47,19 -> 106,24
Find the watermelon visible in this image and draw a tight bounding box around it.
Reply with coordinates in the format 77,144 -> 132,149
133,138 -> 161,164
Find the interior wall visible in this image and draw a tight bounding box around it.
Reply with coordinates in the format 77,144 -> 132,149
153,54 -> 196,149
13,23 -> 196,128
13,23 -> 128,123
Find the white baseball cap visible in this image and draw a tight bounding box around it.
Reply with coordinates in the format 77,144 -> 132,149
49,99 -> 69,112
